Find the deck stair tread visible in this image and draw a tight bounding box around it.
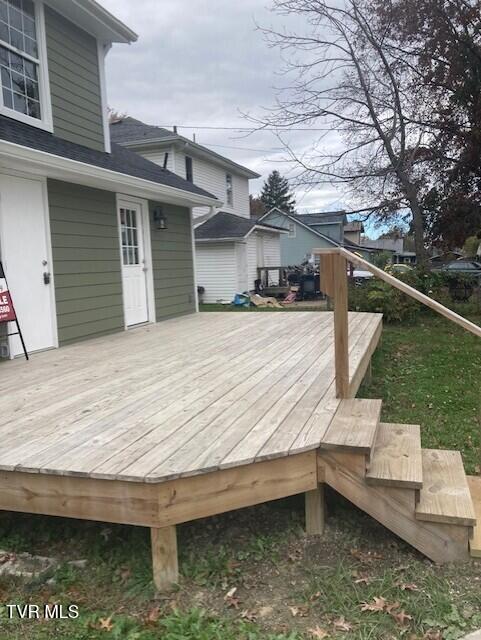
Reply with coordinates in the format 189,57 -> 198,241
366,423 -> 423,489
416,449 -> 476,527
320,398 -> 382,455
467,475 -> 481,557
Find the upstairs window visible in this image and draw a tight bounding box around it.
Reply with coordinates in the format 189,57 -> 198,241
185,155 -> 193,182
226,173 -> 233,206
288,222 -> 296,238
0,0 -> 51,129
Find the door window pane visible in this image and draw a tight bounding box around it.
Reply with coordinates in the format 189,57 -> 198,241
120,208 -> 141,266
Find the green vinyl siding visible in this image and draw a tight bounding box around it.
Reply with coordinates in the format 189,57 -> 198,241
45,7 -> 105,151
149,203 -> 196,320
48,180 -> 123,345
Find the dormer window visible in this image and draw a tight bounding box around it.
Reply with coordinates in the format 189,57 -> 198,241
0,0 -> 51,130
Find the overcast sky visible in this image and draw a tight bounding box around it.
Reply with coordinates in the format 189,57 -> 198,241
100,0 -> 345,214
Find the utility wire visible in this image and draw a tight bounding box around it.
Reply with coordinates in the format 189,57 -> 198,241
155,124 -> 337,132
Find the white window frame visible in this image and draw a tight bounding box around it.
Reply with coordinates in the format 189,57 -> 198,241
0,0 -> 53,132
226,172 -> 233,207
288,222 -> 296,238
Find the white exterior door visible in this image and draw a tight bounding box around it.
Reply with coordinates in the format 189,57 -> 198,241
119,201 -> 149,326
0,174 -> 57,356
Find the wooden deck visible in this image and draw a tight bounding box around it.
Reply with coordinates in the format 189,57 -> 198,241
0,310 -> 389,589
1,310 -> 477,586
0,311 -> 381,484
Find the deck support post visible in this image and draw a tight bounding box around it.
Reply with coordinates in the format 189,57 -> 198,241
151,525 -> 178,591
333,253 -> 349,398
305,485 -> 325,535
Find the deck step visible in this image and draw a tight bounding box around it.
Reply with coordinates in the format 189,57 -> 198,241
467,476 -> 481,557
416,449 -> 476,527
321,399 -> 382,456
366,423 -> 423,489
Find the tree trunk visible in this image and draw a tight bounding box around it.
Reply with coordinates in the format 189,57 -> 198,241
409,199 -> 427,269
401,181 -> 428,268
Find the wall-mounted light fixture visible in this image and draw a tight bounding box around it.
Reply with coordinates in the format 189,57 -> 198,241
153,206 -> 167,230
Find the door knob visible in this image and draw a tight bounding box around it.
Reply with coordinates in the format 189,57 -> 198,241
43,272 -> 51,285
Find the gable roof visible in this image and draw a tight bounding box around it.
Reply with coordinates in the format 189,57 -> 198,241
0,115 -> 218,204
195,211 -> 285,242
291,211 -> 347,225
259,208 -> 375,253
110,118 -> 175,145
111,117 -> 261,180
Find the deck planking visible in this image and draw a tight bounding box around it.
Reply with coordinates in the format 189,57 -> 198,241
0,312 -> 382,484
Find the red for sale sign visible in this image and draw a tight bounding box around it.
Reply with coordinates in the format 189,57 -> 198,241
0,289 -> 16,323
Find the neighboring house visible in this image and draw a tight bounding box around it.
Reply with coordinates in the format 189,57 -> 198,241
0,0 -> 218,358
111,117 -> 284,303
110,117 -> 259,221
260,208 -> 373,264
195,212 -> 285,302
361,237 -> 404,253
344,221 -> 364,245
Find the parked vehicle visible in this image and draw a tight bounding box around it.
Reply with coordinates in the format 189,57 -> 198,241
441,260 -> 481,280
386,263 -> 413,275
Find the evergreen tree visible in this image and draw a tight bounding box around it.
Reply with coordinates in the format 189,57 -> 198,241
260,171 -> 296,214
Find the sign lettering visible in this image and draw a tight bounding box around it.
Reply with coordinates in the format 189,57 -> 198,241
0,289 -> 16,323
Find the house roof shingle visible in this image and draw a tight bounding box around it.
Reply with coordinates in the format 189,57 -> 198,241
291,211 -> 346,225
110,117 -> 174,145
0,116 -> 217,200
110,117 -> 261,180
195,211 -> 284,241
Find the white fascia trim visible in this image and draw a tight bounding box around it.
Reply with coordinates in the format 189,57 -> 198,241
45,0 -> 138,43
251,224 -> 288,235
0,139 -> 220,207
195,237 -> 244,243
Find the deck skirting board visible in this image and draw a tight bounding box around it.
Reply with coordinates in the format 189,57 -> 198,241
0,452 -> 318,528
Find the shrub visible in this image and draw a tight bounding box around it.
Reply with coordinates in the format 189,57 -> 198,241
348,268 -> 479,322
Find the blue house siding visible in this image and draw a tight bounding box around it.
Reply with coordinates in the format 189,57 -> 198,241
261,211 -> 336,265
309,222 -> 343,242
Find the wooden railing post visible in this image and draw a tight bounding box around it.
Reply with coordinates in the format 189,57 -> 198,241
333,253 -> 349,398
319,251 -> 350,398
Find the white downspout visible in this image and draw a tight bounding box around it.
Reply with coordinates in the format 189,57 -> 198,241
190,207 -> 199,312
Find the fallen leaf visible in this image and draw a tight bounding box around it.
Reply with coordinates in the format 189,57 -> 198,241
360,596 -> 387,612
333,616 -> 353,631
224,587 -> 240,609
288,605 -> 308,617
398,582 -> 419,592
309,591 -> 321,602
385,601 -> 401,614
354,574 -> 373,585
98,616 -> 114,631
258,605 -> 273,618
390,609 -> 412,626
146,606 -> 160,623
225,586 -> 237,599
308,626 -> 330,639
350,548 -> 383,564
423,631 -> 442,640
240,609 -> 257,622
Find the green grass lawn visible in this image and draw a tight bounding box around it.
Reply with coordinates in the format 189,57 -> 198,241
0,310 -> 480,639
361,314 -> 481,474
